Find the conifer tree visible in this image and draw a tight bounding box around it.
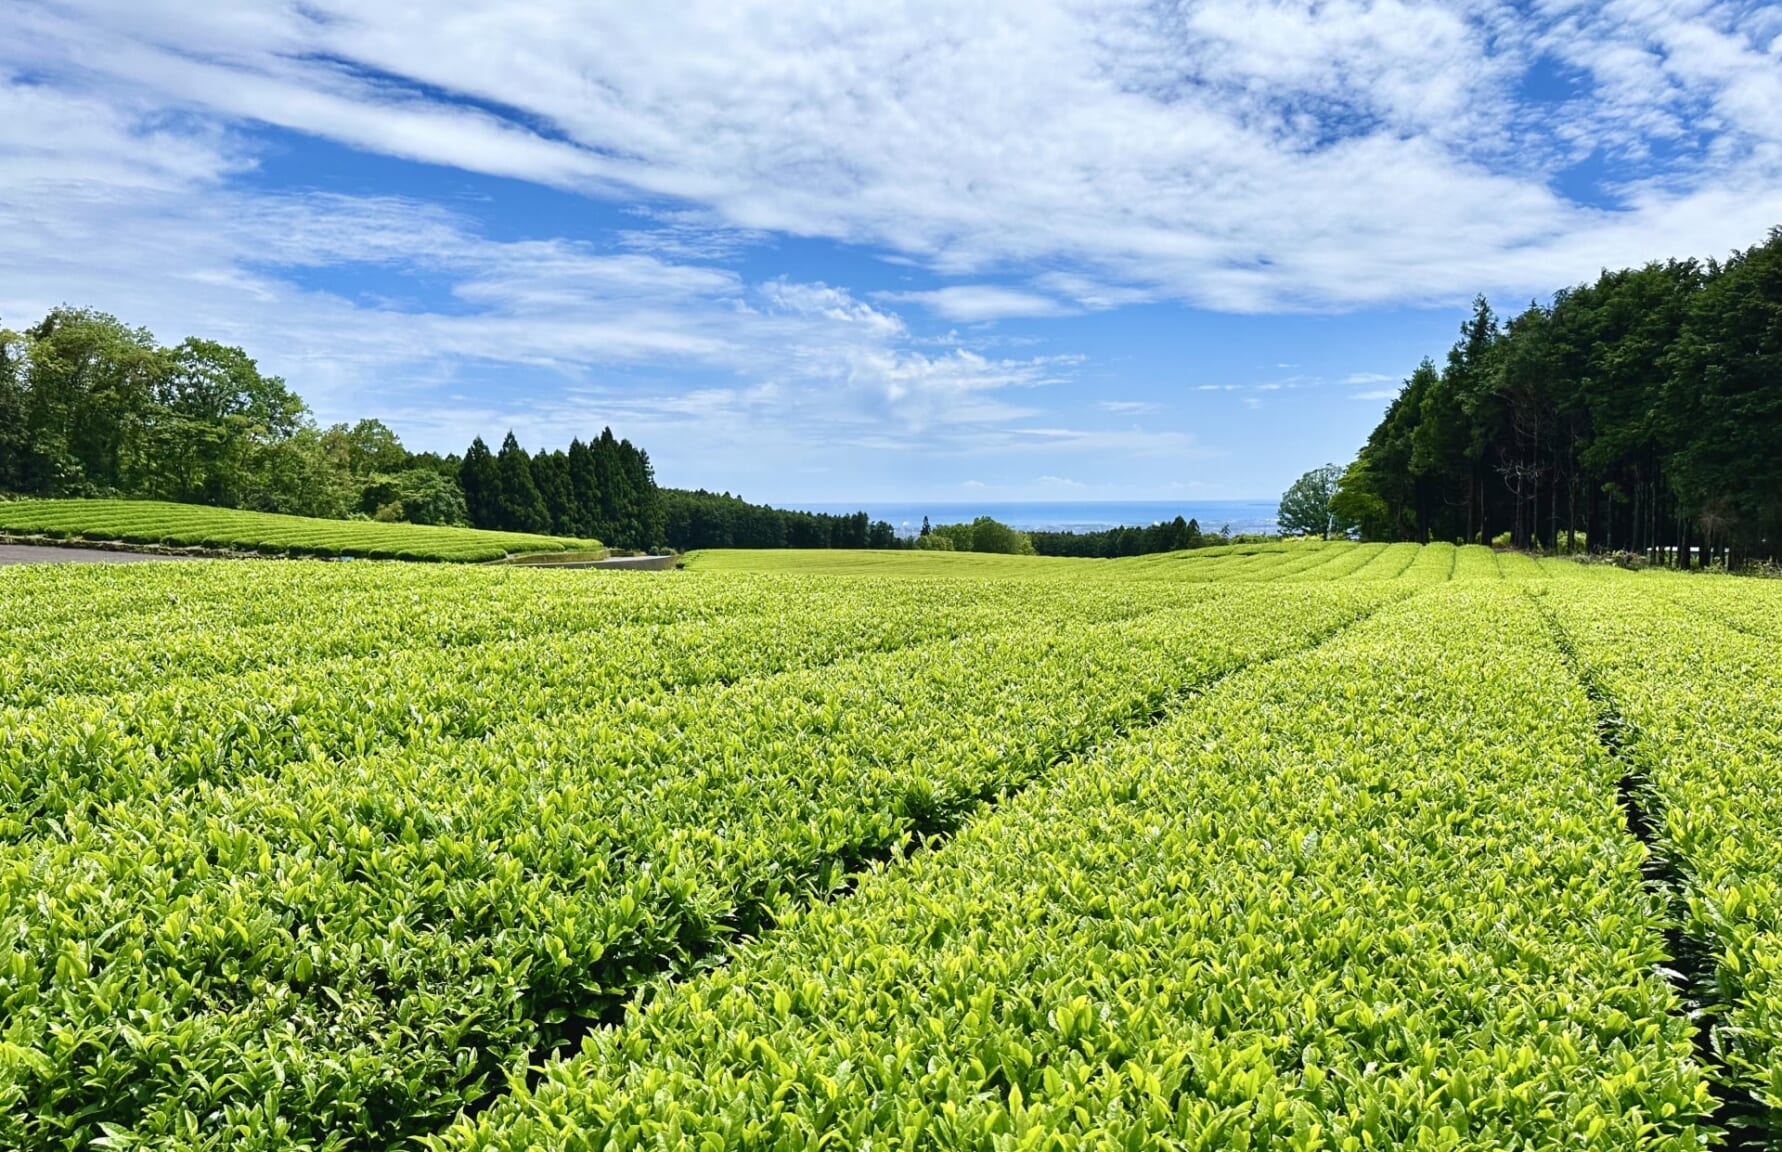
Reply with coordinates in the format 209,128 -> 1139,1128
531,448 -> 575,536
458,436 -> 501,529
591,428 -> 628,545
566,437 -> 600,539
495,431 -> 549,533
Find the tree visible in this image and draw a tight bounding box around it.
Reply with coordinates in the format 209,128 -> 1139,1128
1663,228 -> 1782,563
458,437 -> 501,529
147,338 -> 306,506
591,428 -> 626,543
361,468 -> 468,525
566,438 -> 600,538
927,516 -> 1033,555
0,325 -> 27,493
1328,230 -> 1782,564
0,303 -> 691,546
971,517 -> 1035,555
531,448 -> 575,536
621,439 -> 664,549
656,489 -> 901,552
495,431 -> 550,533
14,308 -> 166,494
1278,463 -> 1349,539
240,425 -> 354,519
322,418 -> 409,479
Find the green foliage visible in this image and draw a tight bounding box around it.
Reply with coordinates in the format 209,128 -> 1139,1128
0,499 -> 595,561
7,546 -> 1776,1150
1029,515 -> 1207,557
495,431 -> 550,534
927,516 -> 1035,555
463,429 -> 665,548
0,306 -> 672,548
458,436 -> 500,529
443,581 -> 1712,1152
1337,228 -> 1782,562
1542,571 -> 1782,1120
1277,462 -> 1351,539
321,418 -> 409,479
659,490 -> 905,551
0,559 -> 1396,1149
359,468 -> 470,526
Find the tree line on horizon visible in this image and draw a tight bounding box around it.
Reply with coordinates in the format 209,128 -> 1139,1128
660,489 -> 906,550
0,305 -> 1029,555
4,302 -> 1302,561
1028,515 -> 1218,557
1329,226 -> 1781,565
661,490 -> 1240,557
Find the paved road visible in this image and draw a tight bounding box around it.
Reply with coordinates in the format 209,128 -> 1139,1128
0,544 -> 193,565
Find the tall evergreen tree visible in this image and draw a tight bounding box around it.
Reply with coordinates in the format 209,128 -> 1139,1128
1663,234 -> 1782,563
566,437 -> 601,539
531,448 -> 576,536
495,431 -> 550,533
622,439 -> 664,549
1334,228 -> 1782,563
590,428 -> 623,543
458,436 -> 501,529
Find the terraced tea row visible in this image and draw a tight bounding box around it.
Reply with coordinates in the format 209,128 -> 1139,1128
444,582 -> 1710,1151
0,573 -> 1392,1149
1540,573 -> 1782,1133
0,561 -> 1274,703
1,573 -> 1247,836
0,499 -> 601,562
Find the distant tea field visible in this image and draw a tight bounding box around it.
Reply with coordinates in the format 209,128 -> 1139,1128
0,499 -> 602,562
2,545 -> 1778,1150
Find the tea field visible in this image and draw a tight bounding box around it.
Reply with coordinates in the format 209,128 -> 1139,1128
0,499 -> 602,562
1,544 -> 1778,1149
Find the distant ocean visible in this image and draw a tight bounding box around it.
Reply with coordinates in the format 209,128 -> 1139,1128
796,499 -> 1279,537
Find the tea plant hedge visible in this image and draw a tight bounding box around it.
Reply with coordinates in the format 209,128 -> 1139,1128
0,499 -> 601,561
2,543 -> 1775,1149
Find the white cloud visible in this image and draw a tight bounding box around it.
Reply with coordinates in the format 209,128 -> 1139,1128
4,0 -> 1781,497
6,0 -> 1781,317
1098,400 -> 1161,415
0,89 -> 1067,466
876,285 -> 1072,322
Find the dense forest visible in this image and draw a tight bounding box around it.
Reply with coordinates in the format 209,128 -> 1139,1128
1029,516 -> 1211,557
1334,227 -> 1782,564
660,490 -> 1229,557
459,430 -> 663,550
0,306 -> 661,549
660,489 -> 904,550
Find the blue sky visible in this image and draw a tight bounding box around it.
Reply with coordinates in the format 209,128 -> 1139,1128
3,2 -> 1780,503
